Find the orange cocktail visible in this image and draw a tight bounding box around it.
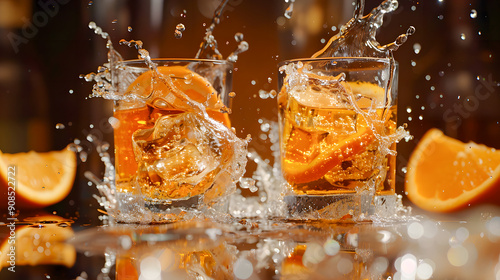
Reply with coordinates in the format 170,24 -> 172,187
112,59 -> 233,202
278,58 -> 399,219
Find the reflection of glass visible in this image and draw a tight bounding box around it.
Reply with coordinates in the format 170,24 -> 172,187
111,59 -> 233,209
278,58 -> 398,219
71,211 -> 500,280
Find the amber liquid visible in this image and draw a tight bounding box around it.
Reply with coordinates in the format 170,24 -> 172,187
279,93 -> 397,195
113,102 -> 184,192
113,99 -> 231,196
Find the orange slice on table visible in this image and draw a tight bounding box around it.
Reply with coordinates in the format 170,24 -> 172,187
405,128 -> 500,212
0,145 -> 76,208
282,125 -> 375,184
127,65 -> 231,127
0,215 -> 76,270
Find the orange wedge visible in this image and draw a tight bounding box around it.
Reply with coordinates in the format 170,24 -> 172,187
128,65 -> 230,127
282,125 -> 375,184
0,215 -> 76,270
405,128 -> 500,212
0,146 -> 76,208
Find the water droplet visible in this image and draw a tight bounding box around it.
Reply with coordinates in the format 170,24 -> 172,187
419,115 -> 423,120
407,26 -> 416,36
411,5 -> 416,11
438,15 -> 444,20
69,89 -> 74,94
406,107 -> 412,113
331,26 -> 337,31
174,23 -> 185,39
267,77 -> 272,83
174,30 -> 183,39
55,123 -> 65,130
229,92 -> 236,98
320,38 -> 326,44
108,117 -> 120,129
80,151 -> 88,162
460,33 -> 466,40
413,43 -> 421,54
234,32 -> 244,42
425,75 -> 431,81
127,26 -> 132,32
421,106 -> 425,110
411,60 -> 417,67
470,9 -> 477,18
439,71 -> 445,77
251,80 -> 256,85
284,1 -> 294,19
112,19 -> 117,24
88,1 -> 93,6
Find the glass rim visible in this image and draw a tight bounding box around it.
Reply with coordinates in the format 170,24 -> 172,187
278,57 -> 396,67
117,58 -> 234,68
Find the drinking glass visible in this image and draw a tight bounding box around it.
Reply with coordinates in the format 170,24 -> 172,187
111,59 -> 233,213
278,57 -> 399,220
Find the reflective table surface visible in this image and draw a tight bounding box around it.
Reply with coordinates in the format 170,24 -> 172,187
1,205 -> 499,280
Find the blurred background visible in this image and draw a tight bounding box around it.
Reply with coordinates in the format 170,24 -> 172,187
0,0 -> 499,217
0,0 -> 499,279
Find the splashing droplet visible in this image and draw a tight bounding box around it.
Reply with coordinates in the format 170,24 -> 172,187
55,123 -> 65,130
174,30 -> 182,39
234,32 -> 244,42
80,151 -> 88,162
470,9 -> 477,18
176,23 -> 185,31
284,2 -> 294,19
312,0 -> 413,58
175,23 -> 185,39
413,43 -> 421,54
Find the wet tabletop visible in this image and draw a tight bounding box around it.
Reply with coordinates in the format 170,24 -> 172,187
1,205 -> 499,280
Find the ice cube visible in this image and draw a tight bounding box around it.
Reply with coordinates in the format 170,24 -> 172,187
132,112 -> 247,203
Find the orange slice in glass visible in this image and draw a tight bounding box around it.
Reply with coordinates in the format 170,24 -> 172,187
0,146 -> 76,208
127,65 -> 230,127
282,125 -> 375,184
405,128 -> 500,212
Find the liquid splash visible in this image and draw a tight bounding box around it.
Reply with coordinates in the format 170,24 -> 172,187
312,0 -> 414,59
276,0 -> 413,220
284,0 -> 295,19
195,0 -> 249,62
308,0 -> 414,163
82,14 -> 250,223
